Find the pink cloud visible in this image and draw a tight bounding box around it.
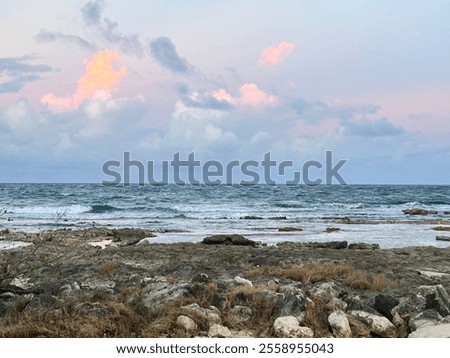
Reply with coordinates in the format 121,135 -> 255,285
259,41 -> 295,66
238,83 -> 278,106
212,83 -> 278,107
41,50 -> 127,111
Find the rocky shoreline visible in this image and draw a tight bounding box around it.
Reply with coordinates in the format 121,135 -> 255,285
1,227 -> 450,338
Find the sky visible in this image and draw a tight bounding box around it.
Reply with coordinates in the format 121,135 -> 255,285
1,0 -> 450,184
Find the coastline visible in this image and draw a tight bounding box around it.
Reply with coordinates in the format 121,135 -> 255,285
1,227 -> 450,338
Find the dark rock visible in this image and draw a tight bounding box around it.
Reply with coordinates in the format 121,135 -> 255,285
201,234 -> 257,247
278,227 -> 303,232
239,216 -> 263,220
374,294 -> 399,320
325,227 -> 340,233
274,292 -> 308,319
0,284 -> 40,295
432,226 -> 450,231
307,241 -> 348,249
436,235 -> 450,242
402,208 -> 437,215
0,301 -> 10,317
25,293 -> 58,311
346,298 -> 380,316
271,216 -> 287,220
348,243 -> 380,250
191,273 -> 210,284
112,228 -> 155,246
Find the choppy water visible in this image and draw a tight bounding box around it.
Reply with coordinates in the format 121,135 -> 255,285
1,184 -> 450,248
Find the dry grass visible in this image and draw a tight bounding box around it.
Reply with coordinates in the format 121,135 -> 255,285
344,269 -> 371,290
370,273 -> 388,291
246,262 -> 353,284
222,285 -> 276,336
0,300 -> 147,338
246,262 -> 388,291
98,260 -> 117,276
303,298 -> 330,337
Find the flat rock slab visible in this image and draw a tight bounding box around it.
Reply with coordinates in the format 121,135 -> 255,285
408,323 -> 450,338
201,234 -> 257,246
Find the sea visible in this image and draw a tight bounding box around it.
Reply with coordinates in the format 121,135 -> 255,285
1,184 -> 450,249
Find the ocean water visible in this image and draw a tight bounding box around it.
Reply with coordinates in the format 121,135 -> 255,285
1,184 -> 450,248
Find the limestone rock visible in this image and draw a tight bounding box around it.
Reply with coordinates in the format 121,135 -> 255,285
409,309 -> 443,331
142,283 -> 190,311
348,310 -> 399,338
209,324 -> 232,338
233,276 -> 253,287
311,282 -> 340,302
176,315 -> 198,331
273,316 -> 314,338
328,311 -> 352,338
408,323 -> 450,338
181,303 -> 221,324
326,298 -> 348,311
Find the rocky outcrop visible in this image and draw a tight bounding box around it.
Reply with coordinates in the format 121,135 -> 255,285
201,234 -> 257,246
348,243 -> 380,250
2,228 -> 450,338
402,208 -> 437,215
436,235 -> 450,242
278,227 -> 303,232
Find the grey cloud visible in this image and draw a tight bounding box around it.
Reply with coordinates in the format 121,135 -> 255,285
149,37 -> 192,73
81,0 -> 144,56
81,0 -> 103,26
343,117 -> 405,137
0,56 -> 54,93
35,29 -> 96,51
